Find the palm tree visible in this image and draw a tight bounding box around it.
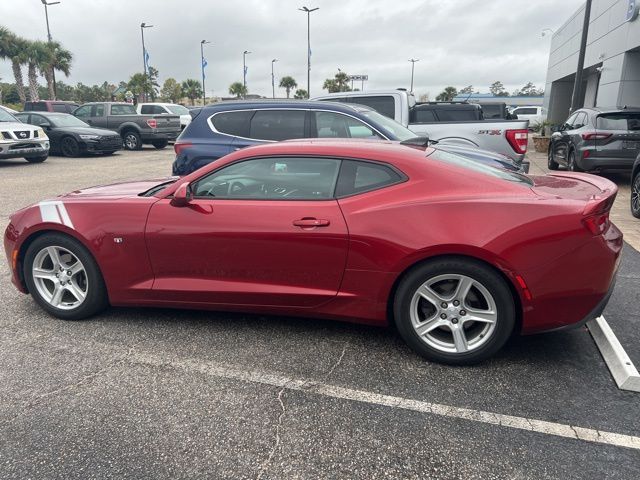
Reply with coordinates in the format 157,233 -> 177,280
228,81 -> 247,99
25,40 -> 49,102
182,79 -> 203,105
293,88 -> 308,99
128,73 -> 152,101
41,41 -> 72,100
0,27 -> 28,103
279,76 -> 297,98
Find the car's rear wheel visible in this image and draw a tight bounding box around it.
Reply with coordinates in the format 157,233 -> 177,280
152,139 -> 169,149
567,150 -> 582,172
548,144 -> 559,170
123,131 -> 142,150
632,170 -> 640,219
393,258 -> 515,365
23,233 -> 108,320
61,136 -> 80,157
25,154 -> 48,163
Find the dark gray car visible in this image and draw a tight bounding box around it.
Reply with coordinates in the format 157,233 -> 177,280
548,107 -> 640,172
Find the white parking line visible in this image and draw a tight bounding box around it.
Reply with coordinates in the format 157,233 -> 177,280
129,351 -> 640,451
588,316 -> 640,392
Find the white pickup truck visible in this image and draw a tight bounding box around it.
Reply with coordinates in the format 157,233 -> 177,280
0,107 -> 49,164
312,90 -> 530,172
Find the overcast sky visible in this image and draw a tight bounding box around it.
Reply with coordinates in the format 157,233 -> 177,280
1,0 -> 583,99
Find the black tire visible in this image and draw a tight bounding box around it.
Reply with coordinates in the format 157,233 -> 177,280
632,171 -> 640,219
567,149 -> 582,172
23,233 -> 109,320
152,139 -> 169,149
122,130 -> 142,150
25,154 -> 48,163
61,136 -> 80,157
547,144 -> 559,170
393,257 -> 515,365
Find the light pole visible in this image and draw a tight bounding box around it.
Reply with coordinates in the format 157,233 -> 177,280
299,6 -> 319,98
408,58 -> 419,93
41,0 -> 60,99
243,50 -> 251,97
271,59 -> 278,98
201,40 -> 210,106
140,22 -> 153,102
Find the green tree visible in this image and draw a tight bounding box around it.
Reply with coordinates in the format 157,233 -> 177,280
54,80 -> 75,101
182,78 -> 203,105
25,40 -> 48,101
161,78 -> 182,103
0,28 -> 28,103
228,81 -> 247,99
323,71 -> 351,93
147,66 -> 160,101
435,86 -> 458,102
128,72 -> 152,101
293,88 -> 308,99
40,41 -> 72,100
517,82 -> 544,96
459,85 -> 474,95
489,81 -> 508,97
279,76 -> 297,98
322,78 -> 339,93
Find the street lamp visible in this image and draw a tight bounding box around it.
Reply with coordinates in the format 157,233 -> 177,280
140,22 -> 154,102
243,50 -> 251,96
271,59 -> 278,99
201,40 -> 211,106
299,6 -> 319,97
41,0 -> 60,99
408,58 -> 419,93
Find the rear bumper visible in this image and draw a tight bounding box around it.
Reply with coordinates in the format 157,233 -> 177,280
141,130 -> 180,143
577,151 -> 637,170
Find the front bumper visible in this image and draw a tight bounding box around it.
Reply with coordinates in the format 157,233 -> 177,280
0,140 -> 49,159
84,136 -> 122,152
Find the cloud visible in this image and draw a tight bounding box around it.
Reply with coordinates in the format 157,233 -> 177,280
0,0 -> 583,99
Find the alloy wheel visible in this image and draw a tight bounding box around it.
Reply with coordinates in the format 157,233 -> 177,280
124,134 -> 139,150
632,174 -> 640,217
409,274 -> 498,354
32,246 -> 88,310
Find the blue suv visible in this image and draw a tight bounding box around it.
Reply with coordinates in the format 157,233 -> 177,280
172,100 -> 422,175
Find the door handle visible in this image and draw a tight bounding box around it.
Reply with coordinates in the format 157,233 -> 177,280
293,218 -> 330,228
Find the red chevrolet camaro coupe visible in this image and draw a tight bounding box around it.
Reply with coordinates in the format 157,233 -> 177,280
4,140 -> 623,364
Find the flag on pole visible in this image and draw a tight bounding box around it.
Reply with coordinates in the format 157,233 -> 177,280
202,57 -> 208,79
144,49 -> 150,73
244,65 -> 248,75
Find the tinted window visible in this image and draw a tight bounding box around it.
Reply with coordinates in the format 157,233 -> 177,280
74,105 -> 92,118
435,108 -> 480,121
597,113 -> 640,131
481,104 -> 502,118
335,160 -> 403,197
564,113 -> 579,128
249,110 -> 306,141
514,107 -> 537,115
193,157 -> 340,200
211,110 -> 253,137
412,109 -> 437,123
350,96 -> 395,119
314,112 -> 380,139
29,114 -> 49,126
93,104 -> 105,117
110,104 -> 137,115
52,104 -> 67,113
573,112 -> 588,128
26,102 -> 47,112
140,105 -> 153,114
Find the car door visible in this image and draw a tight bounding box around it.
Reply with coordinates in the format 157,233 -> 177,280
551,112 -> 579,165
145,156 -> 348,307
29,114 -> 62,149
594,112 -> 640,162
230,109 -> 309,150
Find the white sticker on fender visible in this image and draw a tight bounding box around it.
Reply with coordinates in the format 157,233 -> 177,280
38,201 -> 74,229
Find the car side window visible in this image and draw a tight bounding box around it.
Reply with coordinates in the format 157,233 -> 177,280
335,160 -> 404,197
249,110 -> 306,141
211,110 -> 254,137
411,109 -> 437,123
93,104 -> 105,117
314,112 -> 381,139
140,105 -> 153,114
193,157 -> 341,200
111,104 -> 136,115
52,104 -> 67,113
74,105 -> 92,118
573,112 -> 588,128
29,114 -> 49,126
350,96 -> 395,119
564,113 -> 578,129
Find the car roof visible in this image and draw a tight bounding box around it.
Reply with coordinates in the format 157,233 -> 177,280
20,111 -> 72,117
200,100 -> 370,115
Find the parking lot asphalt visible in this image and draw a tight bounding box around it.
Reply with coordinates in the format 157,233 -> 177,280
1,148 -> 640,479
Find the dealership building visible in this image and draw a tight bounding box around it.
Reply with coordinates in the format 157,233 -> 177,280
544,0 -> 640,123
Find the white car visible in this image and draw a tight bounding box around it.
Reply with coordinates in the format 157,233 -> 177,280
0,107 -> 50,163
136,103 -> 191,130
510,106 -> 547,128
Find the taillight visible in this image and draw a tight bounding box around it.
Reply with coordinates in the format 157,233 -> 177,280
505,129 -> 528,154
174,141 -> 192,155
581,132 -> 612,141
146,119 -> 157,129
582,213 -> 610,235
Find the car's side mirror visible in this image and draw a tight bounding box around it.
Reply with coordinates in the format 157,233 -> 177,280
170,182 -> 192,207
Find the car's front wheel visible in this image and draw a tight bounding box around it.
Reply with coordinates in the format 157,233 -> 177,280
393,258 -> 515,365
122,131 -> 142,150
23,233 -> 108,320
632,170 -> 640,219
61,136 -> 80,157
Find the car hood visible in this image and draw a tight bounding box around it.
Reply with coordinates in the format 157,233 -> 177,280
60,126 -> 119,136
0,121 -> 35,131
61,177 -> 177,199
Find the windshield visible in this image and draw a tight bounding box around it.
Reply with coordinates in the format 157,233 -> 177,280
361,109 -> 416,141
50,115 -> 90,128
427,149 -> 532,185
0,108 -> 18,123
167,105 -> 190,115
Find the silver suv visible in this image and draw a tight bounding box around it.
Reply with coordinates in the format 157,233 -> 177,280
0,107 -> 50,163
